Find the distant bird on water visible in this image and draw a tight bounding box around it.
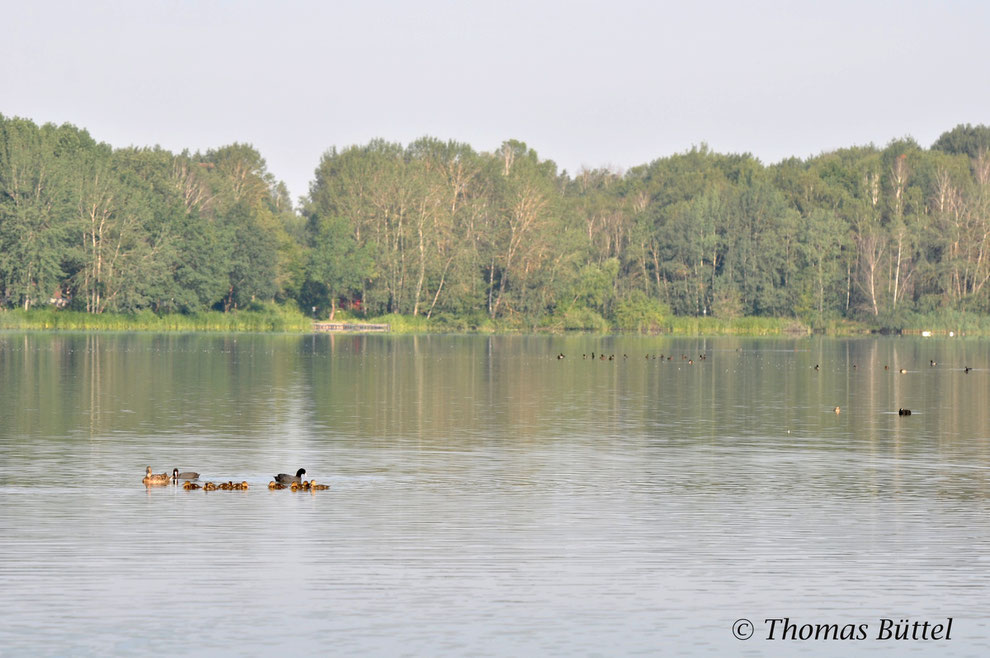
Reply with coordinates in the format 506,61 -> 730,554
172,468 -> 199,482
898,408 -> 912,416
274,468 -> 306,485
833,406 -> 841,414
143,467 -> 171,486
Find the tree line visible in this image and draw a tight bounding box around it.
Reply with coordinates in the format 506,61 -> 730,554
2,113 -> 989,329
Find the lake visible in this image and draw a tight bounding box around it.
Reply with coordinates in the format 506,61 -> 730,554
1,332 -> 989,656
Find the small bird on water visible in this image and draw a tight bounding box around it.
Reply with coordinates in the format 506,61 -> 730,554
172,468 -> 200,482
142,467 -> 171,486
274,468 -> 307,484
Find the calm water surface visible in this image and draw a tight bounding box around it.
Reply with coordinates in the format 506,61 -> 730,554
1,333 -> 989,656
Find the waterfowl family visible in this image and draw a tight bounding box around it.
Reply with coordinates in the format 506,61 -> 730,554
142,466 -> 330,491
172,468 -> 200,482
142,466 -> 171,486
274,468 -> 306,484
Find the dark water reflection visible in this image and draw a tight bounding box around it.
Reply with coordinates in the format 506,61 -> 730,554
1,333 -> 989,656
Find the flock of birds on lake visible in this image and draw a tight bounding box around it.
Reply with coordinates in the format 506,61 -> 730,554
555,352 -> 709,363
142,466 -> 328,491
554,350 -> 981,419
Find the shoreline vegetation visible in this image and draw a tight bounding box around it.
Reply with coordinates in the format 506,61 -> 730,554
4,307 -> 990,336
3,115 -> 990,335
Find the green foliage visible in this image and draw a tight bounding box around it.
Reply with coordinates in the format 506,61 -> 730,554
4,113 -> 990,334
613,291 -> 669,332
932,124 -> 990,159
0,304 -> 310,332
557,305 -> 610,332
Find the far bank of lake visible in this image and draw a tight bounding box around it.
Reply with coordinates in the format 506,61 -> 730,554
5,307 -> 990,337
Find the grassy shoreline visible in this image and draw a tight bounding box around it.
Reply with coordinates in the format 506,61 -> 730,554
4,307 -> 990,336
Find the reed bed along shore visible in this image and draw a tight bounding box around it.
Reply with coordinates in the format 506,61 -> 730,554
3,307 -> 989,336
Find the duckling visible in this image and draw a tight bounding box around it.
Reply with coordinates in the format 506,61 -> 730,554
203,482 -> 218,491
240,481 -> 249,490
290,482 -> 301,491
268,481 -> 287,490
898,408 -> 912,416
311,482 -> 330,491
274,468 -> 306,485
172,468 -> 199,483
142,466 -> 171,486
183,481 -> 202,490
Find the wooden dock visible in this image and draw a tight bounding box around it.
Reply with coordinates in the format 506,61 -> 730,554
313,321 -> 391,333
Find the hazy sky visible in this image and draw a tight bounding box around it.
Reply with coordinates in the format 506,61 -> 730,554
3,0 -> 988,202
